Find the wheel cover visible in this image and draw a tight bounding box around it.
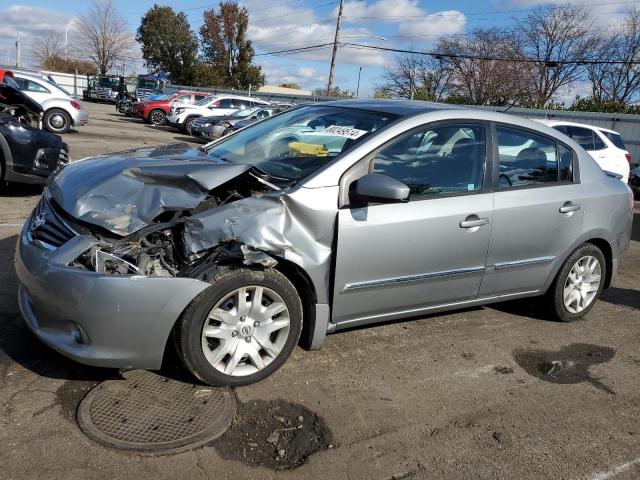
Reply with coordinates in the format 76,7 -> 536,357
151,111 -> 165,124
49,113 -> 66,129
201,285 -> 291,377
563,255 -> 602,314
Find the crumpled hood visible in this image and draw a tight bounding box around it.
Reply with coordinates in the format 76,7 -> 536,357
49,143 -> 252,236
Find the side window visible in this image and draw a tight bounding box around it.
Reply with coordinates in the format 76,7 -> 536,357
567,126 -> 596,150
195,94 -> 208,102
372,124 -> 486,199
27,81 -> 50,93
592,131 -> 606,150
558,144 -> 573,182
217,99 -> 234,108
175,95 -> 190,104
497,127 -> 559,188
14,77 -> 27,89
234,100 -> 250,109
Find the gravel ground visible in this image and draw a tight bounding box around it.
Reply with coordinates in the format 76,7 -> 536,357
0,102 -> 639,480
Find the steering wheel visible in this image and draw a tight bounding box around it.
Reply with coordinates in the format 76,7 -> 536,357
499,173 -> 513,187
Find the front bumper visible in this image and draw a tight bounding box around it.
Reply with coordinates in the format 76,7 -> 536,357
15,217 -> 209,369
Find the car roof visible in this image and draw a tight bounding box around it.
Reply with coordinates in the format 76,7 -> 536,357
536,119 -> 621,135
319,99 -> 465,116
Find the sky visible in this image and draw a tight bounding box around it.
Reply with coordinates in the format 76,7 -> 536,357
0,0 -> 637,97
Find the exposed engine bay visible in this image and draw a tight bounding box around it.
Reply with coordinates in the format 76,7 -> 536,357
63,168 -> 279,277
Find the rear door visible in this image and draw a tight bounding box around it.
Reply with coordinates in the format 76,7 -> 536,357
479,124 -> 584,297
332,121 -> 494,327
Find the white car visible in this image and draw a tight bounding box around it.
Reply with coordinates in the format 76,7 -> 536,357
537,120 -> 631,183
13,72 -> 89,134
166,95 -> 269,134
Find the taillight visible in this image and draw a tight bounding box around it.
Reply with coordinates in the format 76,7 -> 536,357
70,101 -> 81,110
626,153 -> 632,164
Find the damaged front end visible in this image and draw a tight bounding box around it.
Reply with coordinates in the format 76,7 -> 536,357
42,151 -> 289,277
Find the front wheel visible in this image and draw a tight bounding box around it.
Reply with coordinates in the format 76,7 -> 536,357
175,267 -> 303,386
148,109 -> 166,125
183,116 -> 198,135
548,243 -> 606,322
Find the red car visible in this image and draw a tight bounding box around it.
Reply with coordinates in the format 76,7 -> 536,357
132,91 -> 211,126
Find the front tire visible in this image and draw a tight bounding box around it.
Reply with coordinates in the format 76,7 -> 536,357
176,267 -> 303,386
548,243 -> 606,322
43,108 -> 71,134
183,116 -> 198,135
148,109 -> 166,125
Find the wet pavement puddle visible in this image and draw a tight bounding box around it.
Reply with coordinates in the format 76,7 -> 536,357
513,343 -> 616,394
213,399 -> 332,470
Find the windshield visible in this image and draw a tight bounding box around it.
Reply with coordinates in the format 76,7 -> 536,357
147,93 -> 172,101
231,106 -> 261,118
44,78 -> 72,96
138,78 -> 159,90
195,96 -> 215,106
97,77 -> 119,88
205,105 -> 398,183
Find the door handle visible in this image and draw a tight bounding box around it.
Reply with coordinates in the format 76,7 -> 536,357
559,202 -> 580,214
460,217 -> 490,229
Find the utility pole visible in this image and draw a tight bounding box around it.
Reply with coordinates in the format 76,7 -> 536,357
15,32 -> 21,68
327,0 -> 344,95
356,67 -> 362,98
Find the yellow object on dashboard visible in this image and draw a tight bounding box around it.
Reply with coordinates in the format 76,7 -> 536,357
288,142 -> 328,157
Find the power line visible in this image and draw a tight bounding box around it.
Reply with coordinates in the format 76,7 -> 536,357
341,42 -> 640,65
254,43 -> 334,57
253,40 -> 640,65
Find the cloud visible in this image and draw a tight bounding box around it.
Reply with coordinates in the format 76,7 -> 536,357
0,5 -> 77,65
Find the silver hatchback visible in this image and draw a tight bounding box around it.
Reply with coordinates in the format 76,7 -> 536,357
16,100 -> 634,386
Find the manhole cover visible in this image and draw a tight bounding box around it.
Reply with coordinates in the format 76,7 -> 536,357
77,369 -> 235,454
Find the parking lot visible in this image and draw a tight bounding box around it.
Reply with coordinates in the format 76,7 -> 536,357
1,101 -> 639,480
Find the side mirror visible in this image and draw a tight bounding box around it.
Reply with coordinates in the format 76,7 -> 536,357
350,172 -> 409,204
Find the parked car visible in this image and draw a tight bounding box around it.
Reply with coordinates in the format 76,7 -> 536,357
537,120 -> 631,183
166,95 -> 269,135
16,100 -> 633,387
630,166 -> 640,198
132,90 -> 211,125
191,104 -> 290,140
12,71 -> 89,134
0,82 -> 69,185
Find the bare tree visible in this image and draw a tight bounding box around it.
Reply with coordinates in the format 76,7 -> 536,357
30,31 -> 64,67
379,51 -> 453,101
587,8 -> 640,105
74,0 -> 136,74
435,29 -> 535,105
516,5 -> 601,108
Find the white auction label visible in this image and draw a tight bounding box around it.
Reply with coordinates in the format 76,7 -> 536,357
324,125 -> 368,139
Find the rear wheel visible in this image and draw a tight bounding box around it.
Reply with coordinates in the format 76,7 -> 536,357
547,243 -> 606,322
148,109 -> 166,125
175,267 -> 303,386
43,108 -> 71,134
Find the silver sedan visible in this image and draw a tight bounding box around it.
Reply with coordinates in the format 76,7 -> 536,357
16,100 -> 634,386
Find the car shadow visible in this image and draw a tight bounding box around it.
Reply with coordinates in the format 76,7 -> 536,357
632,212 -> 639,242
600,287 -> 640,310
486,297 -> 553,321
173,135 -> 202,144
0,234 -> 116,382
0,183 -> 44,197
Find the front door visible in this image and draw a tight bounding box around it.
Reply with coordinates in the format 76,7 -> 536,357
332,122 -> 494,327
479,125 -> 584,296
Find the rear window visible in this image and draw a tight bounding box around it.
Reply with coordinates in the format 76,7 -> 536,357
602,131 -> 626,150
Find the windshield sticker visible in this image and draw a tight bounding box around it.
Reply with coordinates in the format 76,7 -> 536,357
324,125 -> 368,140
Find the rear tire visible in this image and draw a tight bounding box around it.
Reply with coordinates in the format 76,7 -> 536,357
547,243 -> 606,322
43,108 -> 71,134
175,266 -> 303,387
